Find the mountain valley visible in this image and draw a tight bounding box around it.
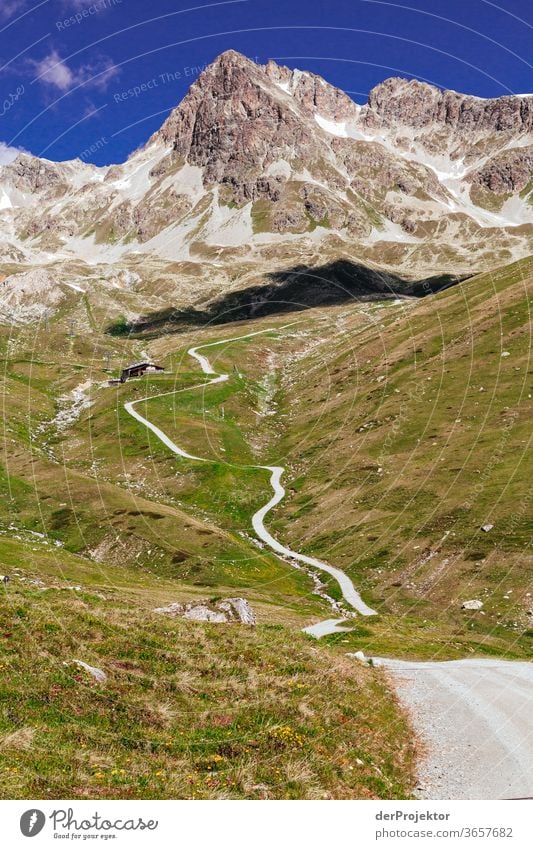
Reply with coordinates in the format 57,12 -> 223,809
0,50 -> 531,802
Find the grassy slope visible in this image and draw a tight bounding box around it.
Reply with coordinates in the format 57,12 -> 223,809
0,319 -> 303,603
0,538 -> 413,800
268,257 -> 532,658
0,294 -> 413,800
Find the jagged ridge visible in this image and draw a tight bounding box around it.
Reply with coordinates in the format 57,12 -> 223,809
0,50 -> 532,289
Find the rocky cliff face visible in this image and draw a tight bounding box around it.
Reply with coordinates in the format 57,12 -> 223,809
473,147 -> 533,193
263,57 -> 359,122
0,50 -> 532,288
365,77 -> 533,134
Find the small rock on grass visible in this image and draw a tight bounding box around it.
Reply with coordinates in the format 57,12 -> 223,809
69,660 -> 107,683
461,600 -> 483,611
347,650 -> 368,664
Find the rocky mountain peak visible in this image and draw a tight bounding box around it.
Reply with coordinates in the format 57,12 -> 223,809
154,49 -> 270,144
0,50 -> 531,282
151,51 -> 347,203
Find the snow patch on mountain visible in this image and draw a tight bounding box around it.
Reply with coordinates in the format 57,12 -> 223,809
0,189 -> 12,210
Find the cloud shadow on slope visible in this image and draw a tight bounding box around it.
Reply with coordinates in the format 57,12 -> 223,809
107,259 -> 463,338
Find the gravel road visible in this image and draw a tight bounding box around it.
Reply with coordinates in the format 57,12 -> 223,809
378,657 -> 533,800
126,327 -> 377,623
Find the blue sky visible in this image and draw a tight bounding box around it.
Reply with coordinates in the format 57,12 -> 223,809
0,0 -> 531,166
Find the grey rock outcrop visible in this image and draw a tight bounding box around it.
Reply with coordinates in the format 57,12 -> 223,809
0,269 -> 64,324
154,596 -> 256,624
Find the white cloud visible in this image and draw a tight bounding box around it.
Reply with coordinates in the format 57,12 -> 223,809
62,1 -> 93,8
0,142 -> 27,165
32,50 -> 119,93
36,51 -> 74,91
0,1 -> 27,19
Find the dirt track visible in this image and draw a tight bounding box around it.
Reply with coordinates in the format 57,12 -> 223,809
378,657 -> 533,800
125,327 -> 377,625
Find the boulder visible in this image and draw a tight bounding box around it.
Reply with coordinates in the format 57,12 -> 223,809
184,605 -> 227,623
153,602 -> 181,615
218,597 -> 257,625
154,597 -> 256,625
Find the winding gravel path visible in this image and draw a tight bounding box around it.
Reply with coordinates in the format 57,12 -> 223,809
377,657 -> 533,799
124,328 -> 376,620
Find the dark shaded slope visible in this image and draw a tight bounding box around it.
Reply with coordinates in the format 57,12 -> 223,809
108,259 -> 461,337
